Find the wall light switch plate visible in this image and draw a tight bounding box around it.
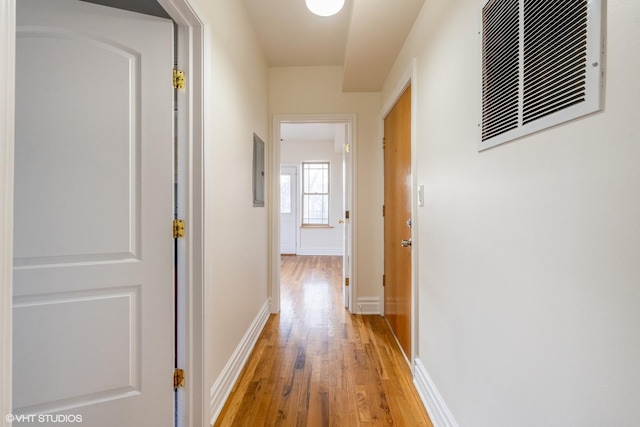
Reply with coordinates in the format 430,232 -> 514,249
417,185 -> 425,207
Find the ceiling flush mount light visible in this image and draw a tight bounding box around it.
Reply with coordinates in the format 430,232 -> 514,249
305,0 -> 345,17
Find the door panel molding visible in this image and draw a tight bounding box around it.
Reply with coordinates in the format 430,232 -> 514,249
13,286 -> 142,413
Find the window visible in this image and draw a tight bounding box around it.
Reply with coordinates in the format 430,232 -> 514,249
479,0 -> 603,150
301,162 -> 330,226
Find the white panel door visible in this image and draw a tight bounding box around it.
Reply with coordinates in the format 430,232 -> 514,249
280,166 -> 298,255
13,1 -> 174,426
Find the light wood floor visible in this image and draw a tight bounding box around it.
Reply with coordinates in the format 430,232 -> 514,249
214,255 -> 433,427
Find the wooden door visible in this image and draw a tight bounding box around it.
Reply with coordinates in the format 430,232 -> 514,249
383,85 -> 412,359
14,0 -> 174,425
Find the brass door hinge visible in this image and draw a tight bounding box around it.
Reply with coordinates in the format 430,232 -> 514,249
174,368 -> 185,389
173,69 -> 185,90
382,205 -> 385,217
345,210 -> 350,220
345,277 -> 350,287
173,219 -> 185,238
382,137 -> 386,149
382,274 -> 386,287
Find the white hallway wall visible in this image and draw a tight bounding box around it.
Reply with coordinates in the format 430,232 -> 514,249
270,66 -> 383,306
383,0 -> 640,426
281,139 -> 343,255
191,0 -> 270,421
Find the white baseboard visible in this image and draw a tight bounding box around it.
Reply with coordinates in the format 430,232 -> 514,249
296,248 -> 343,256
209,301 -> 270,424
414,358 -> 459,427
354,297 -> 380,315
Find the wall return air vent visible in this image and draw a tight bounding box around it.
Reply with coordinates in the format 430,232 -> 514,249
479,0 -> 604,151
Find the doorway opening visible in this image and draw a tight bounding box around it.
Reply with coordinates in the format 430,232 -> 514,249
271,115 -> 356,315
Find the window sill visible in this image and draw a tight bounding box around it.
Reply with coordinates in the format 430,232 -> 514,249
300,225 -> 335,229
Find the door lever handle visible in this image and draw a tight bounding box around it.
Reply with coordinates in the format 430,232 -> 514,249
400,238 -> 412,248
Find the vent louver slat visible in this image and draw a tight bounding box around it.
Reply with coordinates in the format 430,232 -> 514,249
523,0 -> 588,124
481,0 -> 519,141
478,0 -> 601,150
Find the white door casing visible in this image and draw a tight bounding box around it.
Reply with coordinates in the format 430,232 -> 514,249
14,1 -> 174,425
154,0 -> 207,425
280,165 -> 298,255
0,2 -> 16,425
270,115 -> 357,314
341,124 -> 352,308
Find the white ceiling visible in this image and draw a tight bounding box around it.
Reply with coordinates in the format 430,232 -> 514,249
243,0 -> 424,92
84,0 -> 425,139
83,0 -> 424,92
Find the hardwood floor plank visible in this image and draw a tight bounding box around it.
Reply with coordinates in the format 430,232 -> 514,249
214,255 -> 433,427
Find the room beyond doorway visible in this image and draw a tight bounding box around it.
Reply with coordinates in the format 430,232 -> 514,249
270,115 -> 356,315
280,123 -> 345,257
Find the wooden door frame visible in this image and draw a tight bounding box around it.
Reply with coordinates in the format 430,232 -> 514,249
270,114 -> 357,314
381,59 -> 419,371
0,1 -> 207,425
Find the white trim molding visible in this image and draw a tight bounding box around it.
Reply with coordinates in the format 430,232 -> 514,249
414,358 -> 459,427
355,297 -> 380,315
155,1 -> 208,426
0,1 -> 15,425
209,301 -> 270,425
